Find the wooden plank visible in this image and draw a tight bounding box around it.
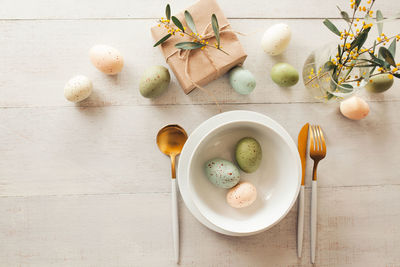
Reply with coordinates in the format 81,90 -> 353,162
1,0 -> 399,19
0,185 -> 399,266
0,19 -> 399,108
0,103 -> 399,197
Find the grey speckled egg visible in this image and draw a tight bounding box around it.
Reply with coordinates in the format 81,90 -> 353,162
235,137 -> 262,173
229,66 -> 256,95
139,65 -> 170,98
270,63 -> 299,87
204,158 -> 240,189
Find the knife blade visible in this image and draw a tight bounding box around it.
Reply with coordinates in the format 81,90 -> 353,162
297,123 -> 309,258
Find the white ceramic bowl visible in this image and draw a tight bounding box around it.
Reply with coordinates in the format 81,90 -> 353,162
187,111 -> 301,235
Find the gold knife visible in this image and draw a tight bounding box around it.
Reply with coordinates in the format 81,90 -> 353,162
297,123 -> 309,258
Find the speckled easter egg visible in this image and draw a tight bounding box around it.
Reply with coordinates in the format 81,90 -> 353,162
366,74 -> 394,93
64,75 -> 93,103
204,158 -> 240,189
261,23 -> 291,56
227,182 -> 257,208
270,63 -> 299,87
89,44 -> 124,75
235,137 -> 262,173
139,65 -> 170,98
229,67 -> 256,95
340,96 -> 370,120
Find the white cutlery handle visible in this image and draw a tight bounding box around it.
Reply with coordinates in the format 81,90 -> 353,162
172,179 -> 179,264
297,185 -> 305,258
311,180 -> 317,263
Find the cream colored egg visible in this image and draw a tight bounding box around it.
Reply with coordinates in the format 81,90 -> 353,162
340,96 -> 370,120
226,182 -> 257,208
89,44 -> 124,75
64,75 -> 93,103
261,23 -> 291,56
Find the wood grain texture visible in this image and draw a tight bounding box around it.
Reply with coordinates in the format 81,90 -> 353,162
0,19 -> 399,108
1,185 -> 399,266
1,0 -> 400,19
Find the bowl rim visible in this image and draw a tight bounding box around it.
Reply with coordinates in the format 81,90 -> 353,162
186,111 -> 301,234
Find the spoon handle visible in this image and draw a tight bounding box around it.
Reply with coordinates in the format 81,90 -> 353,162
172,179 -> 179,263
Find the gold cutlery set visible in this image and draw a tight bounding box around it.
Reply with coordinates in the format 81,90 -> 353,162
297,123 -> 327,263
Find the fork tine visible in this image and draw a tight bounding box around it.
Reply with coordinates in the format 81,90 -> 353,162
314,125 -> 322,151
318,126 -> 326,153
310,125 -> 315,152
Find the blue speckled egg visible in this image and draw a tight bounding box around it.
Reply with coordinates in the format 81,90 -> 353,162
204,158 -> 240,189
229,67 -> 256,95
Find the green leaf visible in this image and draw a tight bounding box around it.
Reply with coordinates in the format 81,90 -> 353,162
350,27 -> 370,51
323,19 -> 341,37
379,46 -> 396,67
376,10 -> 384,36
211,14 -> 220,48
339,83 -> 354,92
153,33 -> 172,47
175,42 -> 205,50
324,61 -> 335,71
171,16 -> 184,32
355,0 -> 361,9
165,4 -> 171,21
338,44 -> 341,57
184,11 -> 197,34
369,52 -> 390,70
393,73 -> 400,79
388,38 -> 396,57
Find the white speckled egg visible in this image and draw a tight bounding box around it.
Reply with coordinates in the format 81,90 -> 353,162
204,158 -> 240,189
89,44 -> 124,75
261,23 -> 291,56
64,75 -> 93,103
227,182 -> 257,208
229,67 -> 256,95
340,96 -> 370,120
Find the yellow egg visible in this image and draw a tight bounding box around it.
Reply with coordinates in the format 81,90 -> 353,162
340,96 -> 370,120
89,44 -> 124,75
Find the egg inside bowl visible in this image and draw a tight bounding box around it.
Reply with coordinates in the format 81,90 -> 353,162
188,116 -> 301,234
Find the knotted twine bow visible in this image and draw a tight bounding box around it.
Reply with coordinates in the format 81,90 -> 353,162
165,22 -> 241,112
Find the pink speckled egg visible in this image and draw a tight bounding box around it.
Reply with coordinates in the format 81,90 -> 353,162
226,182 -> 257,208
89,44 -> 124,75
340,96 -> 370,120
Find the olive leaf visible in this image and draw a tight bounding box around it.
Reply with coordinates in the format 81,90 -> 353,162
323,19 -> 341,37
350,27 -> 370,51
211,14 -> 220,48
376,10 -> 384,36
337,6 -> 351,23
339,83 -> 354,92
165,4 -> 171,21
369,52 -> 390,70
184,11 -> 197,34
175,42 -> 205,50
379,46 -> 396,67
393,73 -> 400,79
338,44 -> 341,57
388,38 -> 396,57
355,0 -> 361,9
172,16 -> 184,32
324,61 -> 335,71
153,33 -> 172,47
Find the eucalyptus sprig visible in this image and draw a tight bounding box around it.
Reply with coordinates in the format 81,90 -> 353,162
307,0 -> 400,99
153,4 -> 228,55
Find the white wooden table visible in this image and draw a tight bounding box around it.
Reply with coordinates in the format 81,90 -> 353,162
1,0 -> 400,266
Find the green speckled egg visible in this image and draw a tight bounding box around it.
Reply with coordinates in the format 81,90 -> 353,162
366,74 -> 394,93
235,137 -> 262,173
270,63 -> 299,87
204,158 -> 240,189
139,65 -> 170,98
229,67 -> 256,95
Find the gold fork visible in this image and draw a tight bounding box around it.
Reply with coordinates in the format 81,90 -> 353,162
309,125 -> 327,264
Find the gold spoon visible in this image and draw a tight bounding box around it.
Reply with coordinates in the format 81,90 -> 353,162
156,124 -> 188,263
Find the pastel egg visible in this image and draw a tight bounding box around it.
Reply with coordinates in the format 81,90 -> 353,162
227,182 -> 257,208
235,137 -> 262,173
229,67 -> 256,95
64,75 -> 93,103
139,65 -> 170,98
340,96 -> 370,120
366,74 -> 394,93
89,44 -> 124,75
261,23 -> 291,56
270,63 -> 299,87
204,158 -> 240,189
